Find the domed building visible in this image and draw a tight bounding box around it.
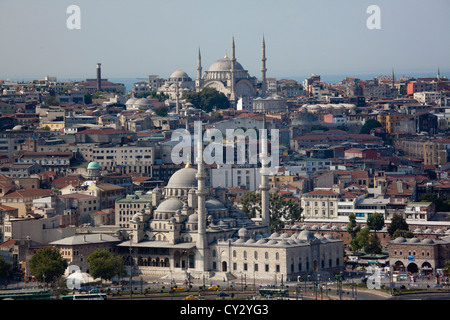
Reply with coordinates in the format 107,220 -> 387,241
196,36 -> 267,105
158,69 -> 195,100
114,154 -> 344,281
85,161 -> 101,180
125,97 -> 154,111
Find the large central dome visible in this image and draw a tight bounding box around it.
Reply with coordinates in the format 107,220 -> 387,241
208,56 -> 244,72
166,167 -> 198,189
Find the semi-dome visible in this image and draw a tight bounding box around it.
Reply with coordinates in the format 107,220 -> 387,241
205,198 -> 226,211
208,56 -> 244,72
155,198 -> 184,213
166,167 -> 198,189
87,161 -> 100,170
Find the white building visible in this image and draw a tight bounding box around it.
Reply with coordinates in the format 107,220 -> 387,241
210,165 -> 261,191
253,95 -> 287,113
413,91 -> 441,104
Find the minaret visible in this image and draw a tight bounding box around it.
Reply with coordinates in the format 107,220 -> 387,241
391,68 -> 397,98
96,63 -> 102,91
392,68 -> 395,89
437,67 -> 441,81
261,34 -> 267,96
259,113 -> 270,230
230,36 -> 236,105
197,47 -> 202,80
195,121 -> 208,272
175,79 -> 180,115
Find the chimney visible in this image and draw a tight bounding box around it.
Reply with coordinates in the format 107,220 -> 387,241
96,63 -> 102,91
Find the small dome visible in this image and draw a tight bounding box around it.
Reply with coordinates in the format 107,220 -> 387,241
155,198 -> 184,213
409,238 -> 421,243
394,237 -> 406,243
187,214 -> 198,223
422,239 -> 434,244
298,230 -> 315,242
238,227 -> 249,237
87,161 -> 100,170
270,232 -> 280,239
169,69 -> 191,81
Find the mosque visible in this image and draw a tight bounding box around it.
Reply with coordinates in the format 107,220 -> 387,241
155,36 -> 267,109
114,121 -> 344,282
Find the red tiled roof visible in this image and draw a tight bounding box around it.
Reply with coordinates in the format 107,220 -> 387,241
306,189 -> 338,195
2,189 -> 53,198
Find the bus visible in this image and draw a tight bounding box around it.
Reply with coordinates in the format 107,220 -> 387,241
258,288 -> 289,298
61,293 -> 107,300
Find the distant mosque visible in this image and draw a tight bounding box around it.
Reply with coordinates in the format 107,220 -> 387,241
196,36 -> 268,104
158,36 -> 268,108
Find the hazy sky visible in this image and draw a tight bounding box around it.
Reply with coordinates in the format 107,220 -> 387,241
1,0 -> 449,81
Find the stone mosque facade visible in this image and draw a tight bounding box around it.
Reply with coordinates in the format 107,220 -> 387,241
195,36 -> 264,105
115,124 -> 344,281
155,36 -> 266,110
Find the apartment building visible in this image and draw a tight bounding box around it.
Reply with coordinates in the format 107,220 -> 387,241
76,143 -> 156,174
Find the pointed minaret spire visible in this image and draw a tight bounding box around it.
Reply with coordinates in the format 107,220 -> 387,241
197,47 -> 202,80
438,67 -> 441,81
230,35 -> 236,104
392,68 -> 395,88
261,34 -> 267,97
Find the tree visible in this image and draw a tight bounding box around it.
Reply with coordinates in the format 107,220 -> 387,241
44,96 -> 59,106
443,261 -> 450,277
392,229 -> 414,239
240,191 -> 261,219
360,119 -> 382,134
87,250 -> 125,283
419,193 -> 450,212
347,213 -> 360,240
29,248 -> 68,285
238,191 -> 302,233
387,214 -> 409,238
154,106 -> 169,117
0,256 -> 11,284
367,212 -> 385,234
183,87 -> 230,112
269,193 -> 302,232
350,227 -> 370,252
84,92 -> 93,104
365,233 -> 382,254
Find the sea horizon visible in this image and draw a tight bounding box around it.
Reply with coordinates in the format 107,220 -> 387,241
2,71 -> 446,94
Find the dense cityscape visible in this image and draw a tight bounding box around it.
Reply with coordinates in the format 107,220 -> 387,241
1,3 -> 450,307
